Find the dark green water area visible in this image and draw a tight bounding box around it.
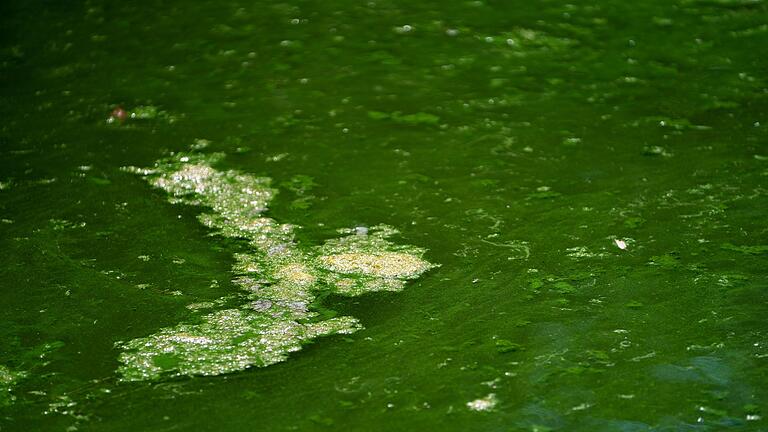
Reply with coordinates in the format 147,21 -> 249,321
1,0 -> 767,430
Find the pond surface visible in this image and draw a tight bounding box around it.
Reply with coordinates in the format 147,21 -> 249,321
1,0 -> 767,430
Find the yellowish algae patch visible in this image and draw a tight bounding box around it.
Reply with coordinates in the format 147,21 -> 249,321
319,252 -> 431,279
275,263 -> 317,287
315,225 -> 438,296
118,151 -> 436,381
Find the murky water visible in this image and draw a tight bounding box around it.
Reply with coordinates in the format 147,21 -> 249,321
1,0 -> 767,430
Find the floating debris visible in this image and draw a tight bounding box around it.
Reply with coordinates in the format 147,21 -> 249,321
319,252 -> 429,279
118,152 -> 436,380
467,393 -> 498,412
107,106 -> 127,124
107,104 -> 175,125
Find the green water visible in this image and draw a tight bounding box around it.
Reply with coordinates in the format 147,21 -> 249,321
1,0 -> 767,430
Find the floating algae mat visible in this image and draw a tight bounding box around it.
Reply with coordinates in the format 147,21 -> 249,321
118,152 -> 436,380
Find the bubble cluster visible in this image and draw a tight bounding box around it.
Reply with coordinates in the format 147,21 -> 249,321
118,152 -> 436,380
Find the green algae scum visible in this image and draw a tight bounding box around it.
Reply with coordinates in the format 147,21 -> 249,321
1,0 -> 767,431
117,151 -> 435,380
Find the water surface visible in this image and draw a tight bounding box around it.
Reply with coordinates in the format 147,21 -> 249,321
1,0 -> 767,430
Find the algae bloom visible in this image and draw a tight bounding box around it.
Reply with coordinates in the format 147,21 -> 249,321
319,251 -> 429,279
117,151 -> 436,381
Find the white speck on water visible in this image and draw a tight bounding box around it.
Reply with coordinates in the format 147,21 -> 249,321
614,239 -> 628,250
467,393 -> 497,411
266,153 -> 289,162
571,403 -> 591,411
